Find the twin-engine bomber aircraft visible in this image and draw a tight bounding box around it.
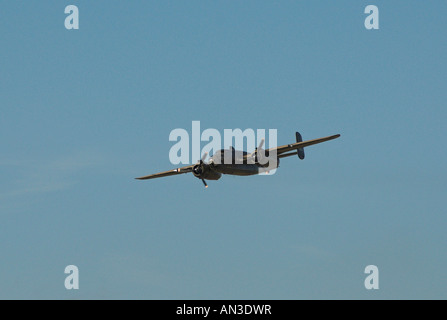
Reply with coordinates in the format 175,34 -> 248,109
136,132 -> 340,187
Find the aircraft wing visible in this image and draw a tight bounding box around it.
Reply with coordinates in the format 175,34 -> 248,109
267,134 -> 340,155
135,165 -> 194,180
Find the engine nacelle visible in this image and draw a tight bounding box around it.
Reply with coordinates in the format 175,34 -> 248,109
255,149 -> 279,168
192,163 -> 222,180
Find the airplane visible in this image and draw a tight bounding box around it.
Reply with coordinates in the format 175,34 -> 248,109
135,132 -> 340,187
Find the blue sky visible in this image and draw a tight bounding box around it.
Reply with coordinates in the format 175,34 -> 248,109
1,1 -> 446,299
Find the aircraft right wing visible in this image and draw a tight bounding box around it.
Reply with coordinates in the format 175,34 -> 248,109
135,165 -> 194,180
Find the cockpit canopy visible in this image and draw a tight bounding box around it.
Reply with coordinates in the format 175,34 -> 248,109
210,147 -> 250,165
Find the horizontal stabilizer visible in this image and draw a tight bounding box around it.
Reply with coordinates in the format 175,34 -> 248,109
269,134 -> 340,155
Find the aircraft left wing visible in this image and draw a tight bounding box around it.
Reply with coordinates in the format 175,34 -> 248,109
267,134 -> 340,155
135,165 -> 194,180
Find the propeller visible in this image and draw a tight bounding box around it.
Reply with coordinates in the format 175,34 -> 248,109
257,138 -> 265,150
250,138 -> 265,161
199,152 -> 208,188
200,151 -> 208,164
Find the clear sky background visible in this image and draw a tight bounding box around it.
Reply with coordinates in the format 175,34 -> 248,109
0,1 -> 446,299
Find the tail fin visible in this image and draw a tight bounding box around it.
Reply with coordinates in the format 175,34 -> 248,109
296,132 -> 305,160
